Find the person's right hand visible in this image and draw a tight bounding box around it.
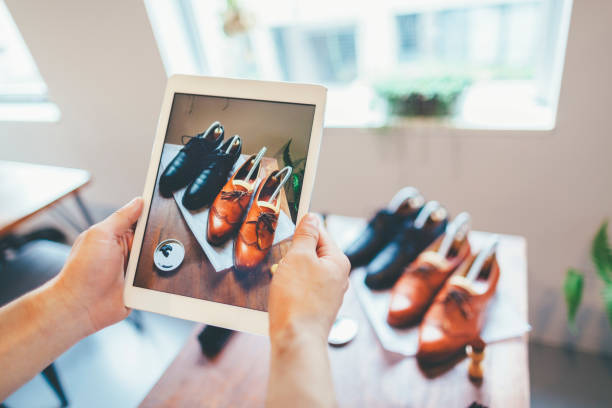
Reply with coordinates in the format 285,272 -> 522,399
53,197 -> 143,336
268,214 -> 351,344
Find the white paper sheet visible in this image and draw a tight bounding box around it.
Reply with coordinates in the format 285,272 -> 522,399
352,269 -> 531,356
347,227 -> 532,357
160,143 -> 295,272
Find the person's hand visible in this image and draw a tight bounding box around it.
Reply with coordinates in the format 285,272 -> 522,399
267,214 -> 348,407
53,197 -> 144,336
269,214 -> 351,345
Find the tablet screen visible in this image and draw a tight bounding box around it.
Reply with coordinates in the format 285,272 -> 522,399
133,93 -> 315,312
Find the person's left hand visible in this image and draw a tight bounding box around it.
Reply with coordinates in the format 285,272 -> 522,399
53,197 -> 143,335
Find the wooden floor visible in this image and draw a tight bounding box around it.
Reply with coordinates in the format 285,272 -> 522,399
134,155 -> 291,312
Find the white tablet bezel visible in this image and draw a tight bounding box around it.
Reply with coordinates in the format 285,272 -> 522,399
124,75 -> 326,336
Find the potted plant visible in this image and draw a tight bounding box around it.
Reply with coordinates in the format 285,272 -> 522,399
374,72 -> 471,118
274,140 -> 306,221
564,220 -> 612,332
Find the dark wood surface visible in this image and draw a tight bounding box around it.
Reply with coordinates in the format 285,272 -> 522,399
0,160 -> 91,235
134,155 -> 291,312
141,216 -> 530,408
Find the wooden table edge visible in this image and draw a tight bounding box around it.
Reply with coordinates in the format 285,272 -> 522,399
0,177 -> 91,236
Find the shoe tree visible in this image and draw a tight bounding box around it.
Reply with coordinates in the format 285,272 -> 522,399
224,135 -> 241,154
465,235 -> 500,282
268,166 -> 293,203
182,121 -> 224,145
204,121 -> 224,141
212,125 -> 224,140
437,212 -> 471,258
233,147 -> 266,191
413,201 -> 447,230
243,147 -> 267,181
388,187 -> 425,216
257,166 -> 292,213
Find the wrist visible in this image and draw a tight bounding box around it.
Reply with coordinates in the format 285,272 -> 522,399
42,276 -> 95,339
270,319 -> 328,355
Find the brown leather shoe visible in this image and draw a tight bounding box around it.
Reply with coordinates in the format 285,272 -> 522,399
417,237 -> 500,364
387,212 -> 471,327
387,238 -> 471,327
207,148 -> 266,246
234,166 -> 292,273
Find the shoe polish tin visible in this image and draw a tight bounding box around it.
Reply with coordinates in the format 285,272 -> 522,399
328,316 -> 359,346
154,239 -> 185,272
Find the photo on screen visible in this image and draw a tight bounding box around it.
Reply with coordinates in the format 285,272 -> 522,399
133,93 -> 315,312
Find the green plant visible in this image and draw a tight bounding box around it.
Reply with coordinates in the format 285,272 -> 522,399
274,139 -> 306,221
374,73 -> 472,117
564,220 -> 612,332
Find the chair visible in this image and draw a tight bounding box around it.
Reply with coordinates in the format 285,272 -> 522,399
0,239 -> 71,407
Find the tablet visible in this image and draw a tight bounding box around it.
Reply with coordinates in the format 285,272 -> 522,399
124,75 -> 326,335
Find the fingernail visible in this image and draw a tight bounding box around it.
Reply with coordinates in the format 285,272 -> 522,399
305,213 -> 319,227
126,197 -> 141,208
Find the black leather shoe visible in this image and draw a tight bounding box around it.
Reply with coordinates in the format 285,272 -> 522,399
182,135 -> 243,210
159,121 -> 225,197
364,201 -> 448,290
345,187 -> 424,268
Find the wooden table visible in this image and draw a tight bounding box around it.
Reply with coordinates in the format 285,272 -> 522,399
0,160 -> 92,235
141,215 -> 529,407
134,154 -> 292,312
0,160 -> 93,407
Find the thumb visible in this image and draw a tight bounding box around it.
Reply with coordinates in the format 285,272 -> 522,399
103,197 -> 144,233
291,213 -> 320,252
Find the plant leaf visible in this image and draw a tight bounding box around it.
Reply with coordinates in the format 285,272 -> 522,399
564,268 -> 584,330
591,221 -> 612,284
292,157 -> 306,169
609,243 -> 612,275
603,284 -> 612,330
282,140 -> 293,168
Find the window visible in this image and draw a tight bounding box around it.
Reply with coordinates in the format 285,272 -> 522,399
0,0 -> 59,121
397,14 -> 420,61
273,26 -> 357,83
435,10 -> 469,61
145,0 -> 572,129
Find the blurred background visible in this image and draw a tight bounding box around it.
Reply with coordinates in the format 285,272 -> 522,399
1,0 -> 611,406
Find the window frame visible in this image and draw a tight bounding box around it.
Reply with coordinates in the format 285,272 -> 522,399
0,0 -> 60,122
145,0 -> 573,130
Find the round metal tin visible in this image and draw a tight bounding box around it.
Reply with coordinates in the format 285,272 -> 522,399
154,239 -> 185,272
328,316 -> 359,346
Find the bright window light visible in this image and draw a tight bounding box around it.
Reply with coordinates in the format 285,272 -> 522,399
0,0 -> 60,122
145,0 -> 572,129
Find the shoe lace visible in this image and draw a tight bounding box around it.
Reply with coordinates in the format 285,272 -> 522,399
246,212 -> 276,250
221,190 -> 247,201
411,263 -> 436,277
442,289 -> 472,319
247,212 -> 276,234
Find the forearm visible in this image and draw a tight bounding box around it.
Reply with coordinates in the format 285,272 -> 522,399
267,325 -> 336,408
0,277 -> 91,400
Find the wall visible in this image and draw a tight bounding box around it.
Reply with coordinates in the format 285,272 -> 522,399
0,0 -> 166,207
164,93 -> 314,160
1,0 -> 611,354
